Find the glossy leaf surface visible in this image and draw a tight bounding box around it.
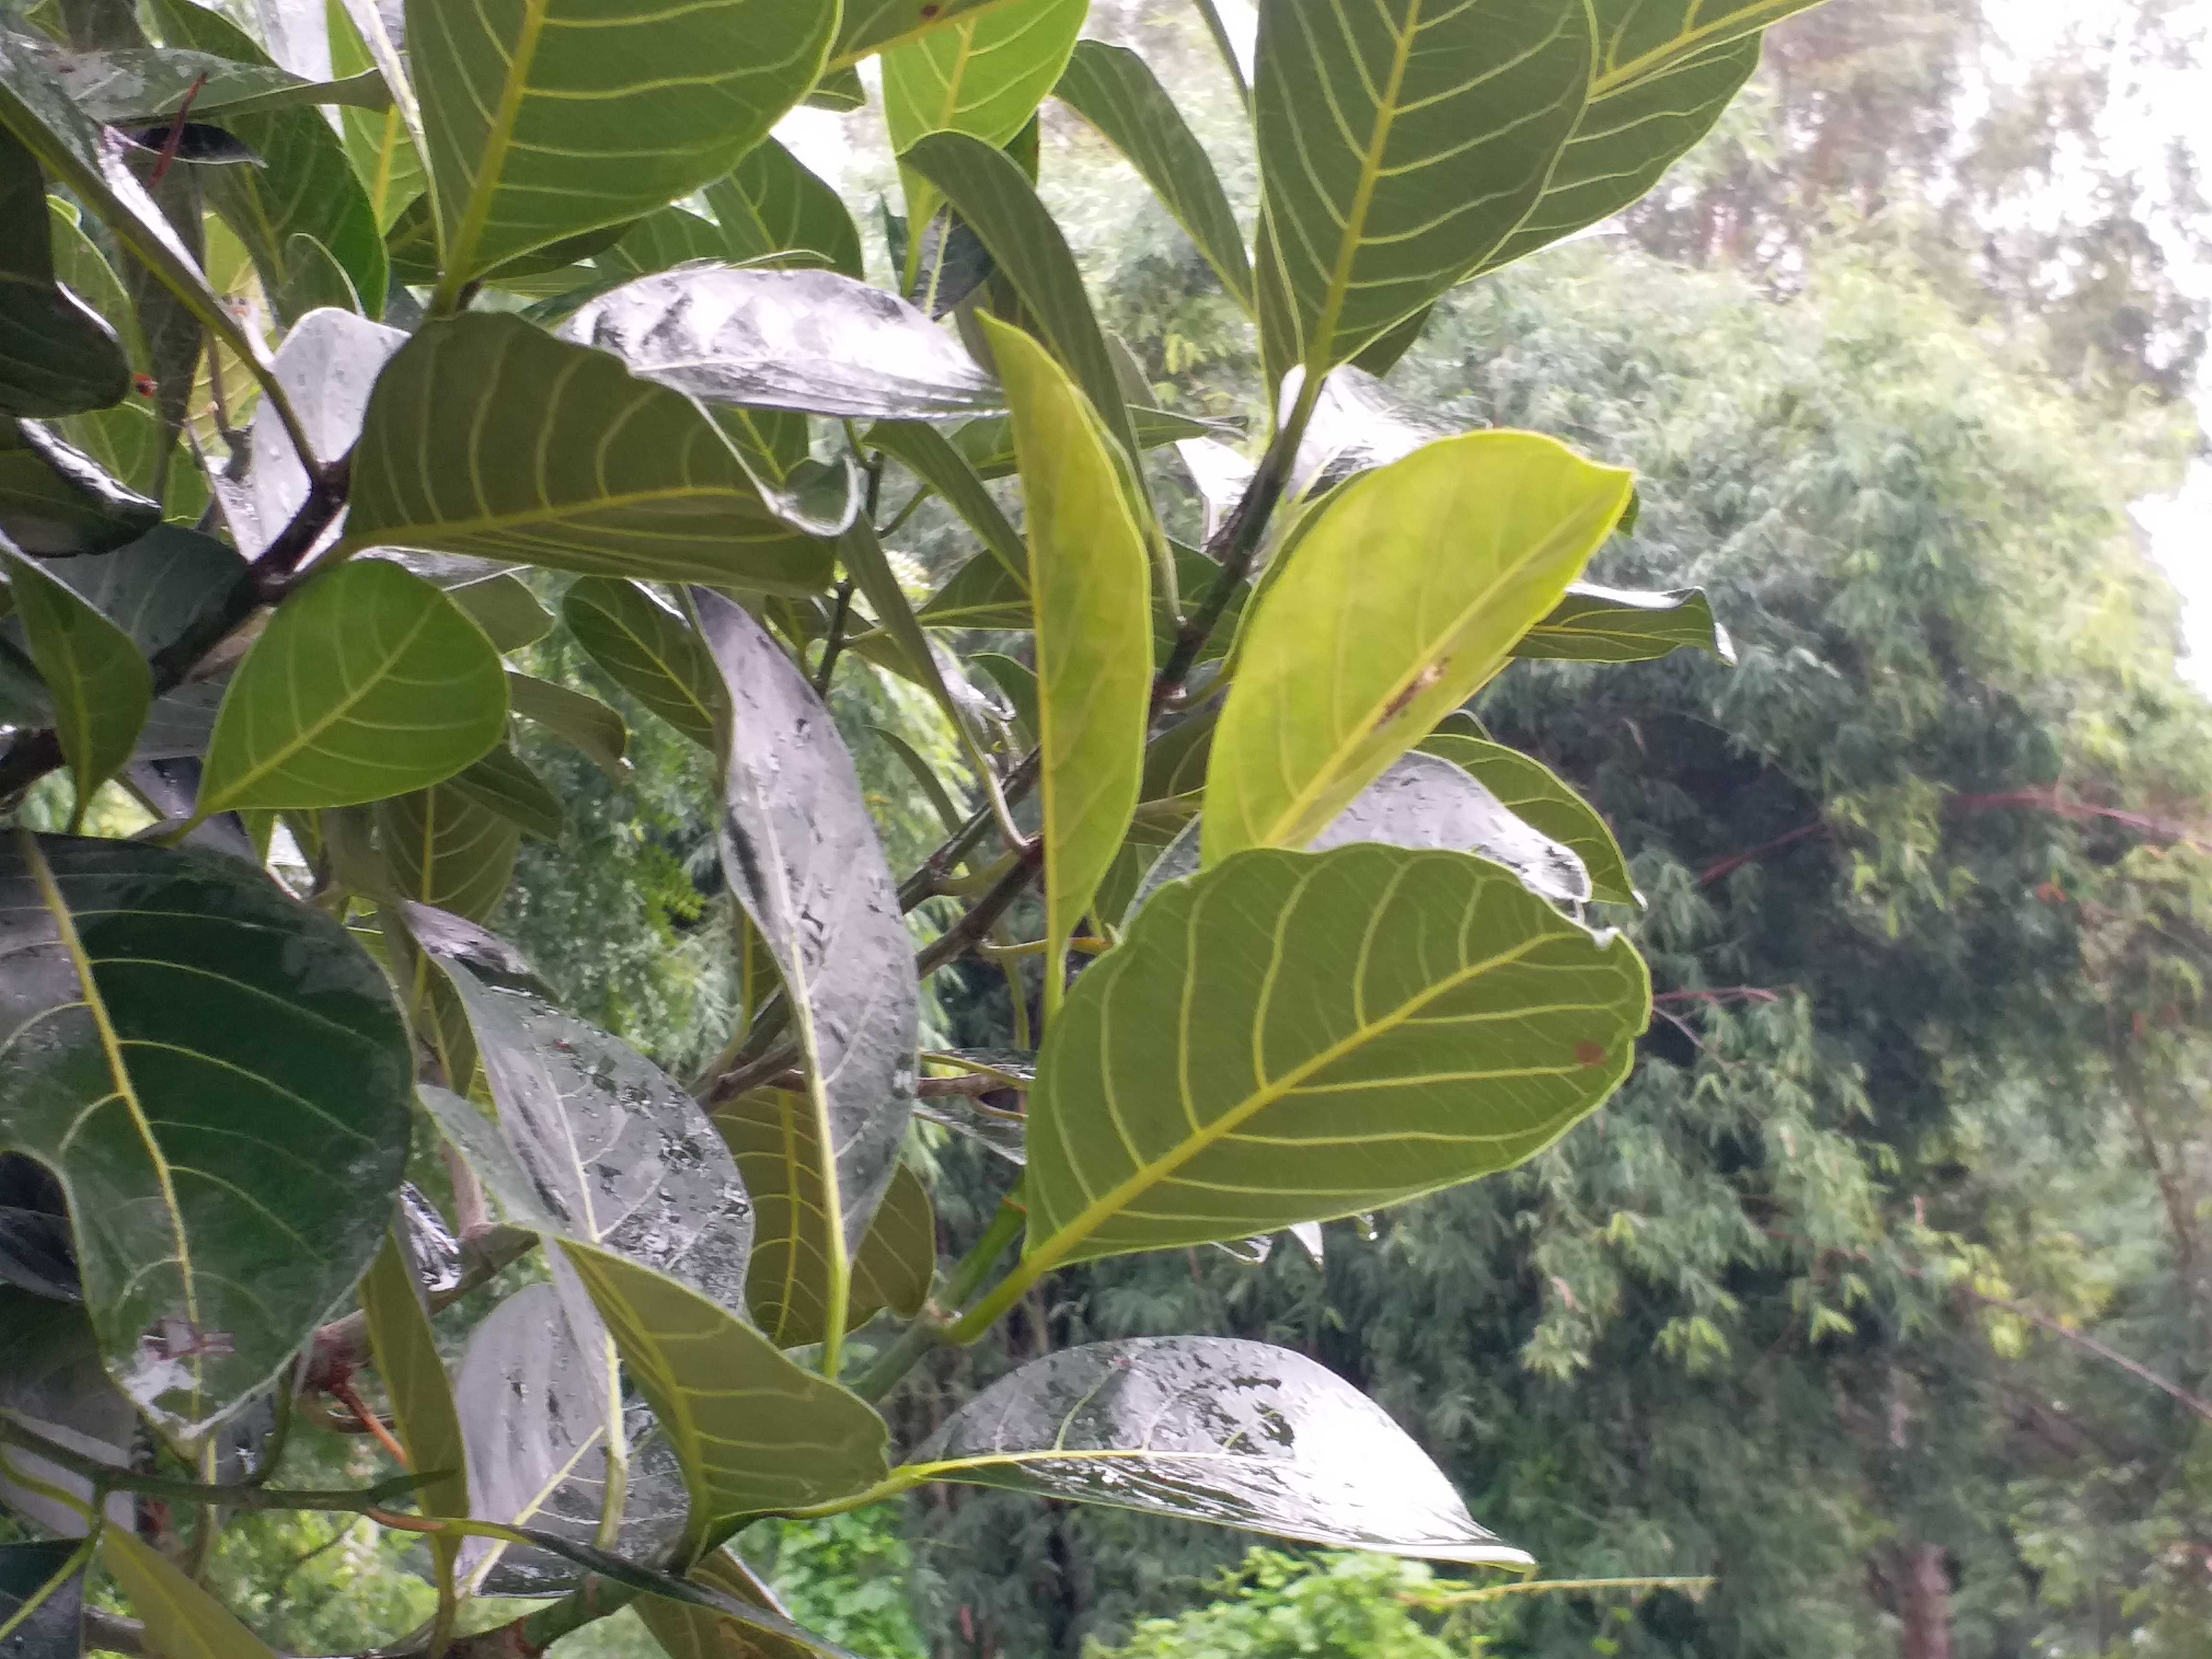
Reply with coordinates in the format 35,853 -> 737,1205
360,1228 -> 470,1524
0,421 -> 158,555
912,1336 -> 1529,1563
198,559 -> 507,814
1310,751 -> 1589,902
0,128 -> 129,417
561,268 -> 1000,421
1419,733 -> 1637,906
409,0 -> 833,283
1515,582 -> 1735,664
0,833 -> 411,1437
695,590 -> 916,1351
1022,845 -> 1648,1265
980,317 -> 1149,1006
1252,0 -> 1589,374
1202,433 -> 1632,865
0,540 -> 150,811
345,314 -> 834,593
561,578 -> 725,750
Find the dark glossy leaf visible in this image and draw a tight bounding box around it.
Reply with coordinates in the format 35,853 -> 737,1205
0,1288 -> 132,1533
0,833 -> 412,1436
142,0 -> 387,316
1055,41 -> 1252,311
1419,733 -> 1637,906
1022,845 -> 1649,1266
0,1541 -> 85,1659
446,744 -> 565,842
0,421 -> 158,556
382,193 -> 633,288
111,121 -> 262,165
41,46 -> 389,123
1347,303 -> 1432,378
0,1157 -> 77,1301
408,0 -> 834,286
562,269 -> 1000,421
694,590 -> 916,1362
561,578 -> 725,751
908,1336 -> 1531,1565
1514,582 -> 1735,664
99,1530 -> 281,1659
507,671 -> 629,782
343,314 -> 836,593
0,540 -> 150,811
708,140 -> 863,280
0,128 -> 129,419
197,559 -> 508,814
376,784 -> 519,921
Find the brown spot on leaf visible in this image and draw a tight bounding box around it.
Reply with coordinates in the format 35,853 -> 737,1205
1574,1039 -> 1607,1068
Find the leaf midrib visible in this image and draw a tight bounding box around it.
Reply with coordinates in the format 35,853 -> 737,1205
1307,0 -> 1422,371
445,0 -> 554,283
1593,3 -> 1798,96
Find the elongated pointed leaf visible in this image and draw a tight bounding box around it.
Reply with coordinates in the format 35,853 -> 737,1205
979,316 -> 1149,1011
360,1228 -> 469,1525
43,47 -> 389,123
709,140 -> 862,280
562,578 -> 725,751
0,833 -> 411,1437
693,590 -> 917,1358
0,1541 -> 87,1659
1055,41 -> 1251,311
100,1530 -> 281,1659
1253,0 -> 1590,375
635,1548 -> 824,1659
0,421 -> 158,557
0,541 -> 150,810
915,550 -> 1029,630
1022,844 -> 1647,1265
902,132 -> 1139,469
197,559 -> 507,815
910,1336 -> 1528,1563
377,784 -> 519,921
327,0 -> 423,229
409,0 -> 833,285
1419,733 -> 1636,906
870,421 -> 1026,583
447,744 -> 564,842
344,314 -> 835,593
508,671 -> 629,782
562,269 -> 1001,421
140,0 -> 387,313
431,963 -> 752,1304
1515,582 -> 1734,664
950,404 -> 1230,481
558,1242 -> 890,1547
0,130 -> 129,419
449,573 -> 553,653
1202,433 -> 1632,866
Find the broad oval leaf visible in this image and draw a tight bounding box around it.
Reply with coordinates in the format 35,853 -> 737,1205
1201,433 -> 1632,866
693,590 -> 917,1364
0,833 -> 412,1436
708,139 -> 863,280
1252,0 -> 1591,375
343,313 -> 836,593
447,743 -> 565,842
409,0 -> 834,286
1515,581 -> 1735,665
1055,41 -> 1252,312
1420,733 -> 1638,906
198,559 -> 508,815
908,1336 -> 1530,1565
0,540 -> 150,813
1022,844 -> 1648,1266
561,269 -> 1001,421
377,783 -> 519,921
0,129 -> 129,417
450,573 -> 555,653
562,578 -> 726,750
979,315 -> 1150,1011
0,419 -> 158,555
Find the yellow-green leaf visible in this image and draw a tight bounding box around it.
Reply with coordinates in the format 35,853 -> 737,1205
101,1529 -> 282,1659
360,1229 -> 470,1525
1201,433 -> 1632,866
1418,733 -> 1638,906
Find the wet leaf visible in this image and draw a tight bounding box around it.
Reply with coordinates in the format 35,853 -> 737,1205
1419,733 -> 1638,906
908,1336 -> 1531,1565
1514,582 -> 1734,665
0,129 -> 129,419
0,539 -> 151,813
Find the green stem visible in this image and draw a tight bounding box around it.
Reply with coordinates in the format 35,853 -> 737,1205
0,1416 -> 435,1516
852,1196 -> 1026,1404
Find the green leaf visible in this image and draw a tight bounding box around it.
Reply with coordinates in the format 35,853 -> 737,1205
977,315 -> 1150,1017
327,0 -> 424,229
384,193 -> 634,288
273,232 -> 362,325
561,269 -> 1002,421
970,649 -> 1036,748
360,1228 -> 470,1522
447,743 -> 565,842
708,140 -> 863,280
1021,843 -> 1648,1266
0,1540 -> 88,1658
908,1335 -> 1531,1565
1588,0 -> 1823,92
0,128 -> 129,419
197,559 -> 508,816
1514,582 -> 1735,664
42,47 -> 390,123
869,421 -> 1026,584
635,1549 -> 826,1659
948,403 -> 1227,481
376,784 -> 519,920
1419,733 -> 1637,906
853,1161 -> 933,1324
0,832 -> 412,1437
1054,41 -> 1252,311
830,0 -> 1022,71
0,1289 -> 134,1534
0,420 -> 159,555
561,578 -> 726,751
507,670 -> 629,782
1201,433 -> 1632,865
0,539 -> 150,813
343,314 -> 837,594
557,1242 -> 891,1547
901,132 -> 1141,470
915,549 -> 1029,630
598,206 -> 736,278
448,573 -> 554,653
1252,0 -> 1590,376
142,0 -> 388,319
100,1529 -> 282,1659
408,0 -> 834,289
694,590 -> 918,1368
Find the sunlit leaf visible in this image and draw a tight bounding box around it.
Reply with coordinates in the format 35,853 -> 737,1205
1515,582 -> 1734,664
